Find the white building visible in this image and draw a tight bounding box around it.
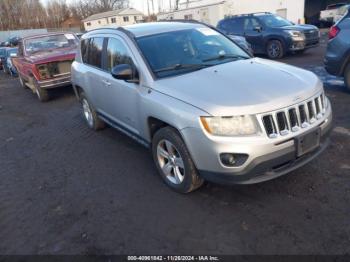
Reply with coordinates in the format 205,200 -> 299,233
83,8 -> 144,31
157,0 -> 306,26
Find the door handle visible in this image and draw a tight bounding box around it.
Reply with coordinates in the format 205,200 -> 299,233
102,80 -> 111,87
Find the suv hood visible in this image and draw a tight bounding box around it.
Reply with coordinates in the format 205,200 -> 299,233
153,58 -> 322,116
27,47 -> 77,64
281,24 -> 318,32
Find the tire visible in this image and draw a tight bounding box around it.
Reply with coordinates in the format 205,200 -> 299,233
152,127 -> 204,193
345,63 -> 350,92
266,40 -> 285,59
33,78 -> 49,102
80,92 -> 105,131
19,75 -> 28,89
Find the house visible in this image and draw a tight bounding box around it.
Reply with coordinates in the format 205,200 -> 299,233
61,17 -> 82,30
158,0 -> 348,26
83,8 -> 144,31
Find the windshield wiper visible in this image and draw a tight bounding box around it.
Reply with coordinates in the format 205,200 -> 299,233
203,54 -> 249,62
154,63 -> 211,73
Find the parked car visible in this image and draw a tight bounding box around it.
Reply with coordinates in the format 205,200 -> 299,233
3,47 -> 18,76
8,36 -> 21,47
12,33 -> 79,102
217,12 -> 320,59
227,35 -> 253,55
0,47 -> 6,69
320,3 -> 347,25
334,4 -> 350,23
71,22 -> 332,193
324,10 -> 350,91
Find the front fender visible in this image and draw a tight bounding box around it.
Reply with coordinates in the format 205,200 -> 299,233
139,88 -> 210,143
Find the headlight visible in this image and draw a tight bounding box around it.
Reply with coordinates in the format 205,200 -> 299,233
286,30 -> 305,40
200,115 -> 260,136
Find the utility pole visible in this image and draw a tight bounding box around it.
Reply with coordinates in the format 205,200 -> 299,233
147,0 -> 150,16
151,0 -> 155,14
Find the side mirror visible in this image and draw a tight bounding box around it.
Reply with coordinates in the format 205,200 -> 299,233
254,26 -> 262,32
111,64 -> 139,83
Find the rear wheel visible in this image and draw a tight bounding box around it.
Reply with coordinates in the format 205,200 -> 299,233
345,63 -> 350,92
80,92 -> 105,131
152,127 -> 204,193
266,40 -> 284,59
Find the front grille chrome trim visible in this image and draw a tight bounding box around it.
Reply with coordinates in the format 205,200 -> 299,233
261,92 -> 326,138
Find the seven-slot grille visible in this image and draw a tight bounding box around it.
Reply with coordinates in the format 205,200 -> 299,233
262,93 -> 326,138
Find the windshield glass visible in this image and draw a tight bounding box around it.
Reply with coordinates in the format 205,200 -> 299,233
25,33 -> 78,55
7,48 -> 17,56
136,28 -> 250,78
259,15 -> 293,27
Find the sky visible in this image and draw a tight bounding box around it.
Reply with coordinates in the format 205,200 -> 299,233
40,0 -> 172,15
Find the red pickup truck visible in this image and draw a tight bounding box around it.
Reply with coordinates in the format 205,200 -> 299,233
13,32 -> 79,102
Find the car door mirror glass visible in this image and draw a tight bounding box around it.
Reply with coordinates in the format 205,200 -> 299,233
254,26 -> 262,32
111,64 -> 139,83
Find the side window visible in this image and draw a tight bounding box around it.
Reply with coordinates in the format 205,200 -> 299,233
81,39 -> 89,63
221,18 -> 244,34
244,18 -> 261,31
106,37 -> 133,72
82,37 -> 104,68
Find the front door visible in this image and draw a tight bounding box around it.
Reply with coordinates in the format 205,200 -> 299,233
100,36 -> 140,135
243,17 -> 264,53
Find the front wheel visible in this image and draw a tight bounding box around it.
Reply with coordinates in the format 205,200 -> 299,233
266,40 -> 284,59
152,127 -> 204,193
345,63 -> 350,92
33,79 -> 49,102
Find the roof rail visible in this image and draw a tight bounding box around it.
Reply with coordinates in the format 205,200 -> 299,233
224,12 -> 272,19
82,26 -> 136,38
157,19 -> 216,29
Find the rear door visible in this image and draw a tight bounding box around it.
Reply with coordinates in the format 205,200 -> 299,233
82,37 -> 107,112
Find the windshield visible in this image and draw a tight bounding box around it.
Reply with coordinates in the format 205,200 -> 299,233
25,33 -> 78,55
7,48 -> 17,56
259,15 -> 293,27
136,28 -> 250,78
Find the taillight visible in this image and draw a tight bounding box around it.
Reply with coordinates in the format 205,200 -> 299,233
329,26 -> 340,40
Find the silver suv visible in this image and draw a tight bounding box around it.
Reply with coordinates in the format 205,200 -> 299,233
71,22 -> 333,193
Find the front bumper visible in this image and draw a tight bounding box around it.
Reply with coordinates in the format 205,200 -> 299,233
181,103 -> 332,185
37,73 -> 71,89
289,39 -> 320,51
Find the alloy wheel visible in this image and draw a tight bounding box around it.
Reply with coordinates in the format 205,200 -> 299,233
268,43 -> 281,58
156,139 -> 185,185
82,98 -> 94,127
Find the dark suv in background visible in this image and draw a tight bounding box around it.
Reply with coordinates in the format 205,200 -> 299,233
325,7 -> 350,91
217,12 -> 320,59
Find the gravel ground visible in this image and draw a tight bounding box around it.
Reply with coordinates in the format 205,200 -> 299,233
0,42 -> 349,255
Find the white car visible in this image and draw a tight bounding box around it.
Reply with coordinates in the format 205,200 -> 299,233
320,3 -> 347,24
71,22 -> 333,193
334,4 -> 350,23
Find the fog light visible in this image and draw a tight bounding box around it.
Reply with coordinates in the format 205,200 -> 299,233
220,153 -> 248,167
221,153 -> 235,166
